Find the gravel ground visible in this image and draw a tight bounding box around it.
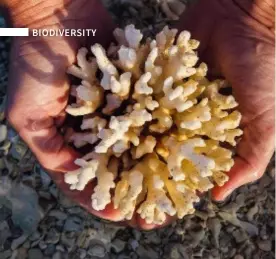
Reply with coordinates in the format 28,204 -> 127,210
0,1 -> 275,258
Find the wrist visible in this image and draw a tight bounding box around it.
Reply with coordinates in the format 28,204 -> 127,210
232,0 -> 275,30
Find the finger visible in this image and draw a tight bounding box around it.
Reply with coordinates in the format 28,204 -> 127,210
212,124 -> 274,201
19,117 -> 80,172
212,156 -> 265,201
49,171 -> 124,222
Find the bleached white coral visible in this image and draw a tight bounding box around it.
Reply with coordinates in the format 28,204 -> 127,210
66,80 -> 103,116
64,24 -> 243,224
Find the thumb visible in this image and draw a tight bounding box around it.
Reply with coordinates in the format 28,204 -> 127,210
19,116 -> 79,173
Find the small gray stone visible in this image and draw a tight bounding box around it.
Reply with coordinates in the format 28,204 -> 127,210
257,239 -> 272,251
28,248 -> 44,259
10,250 -> 18,259
0,124 -> 7,143
60,232 -> 76,250
246,204 -> 259,221
166,244 -> 189,259
132,229 -> 141,240
58,193 -> 76,208
53,251 -> 62,259
136,245 -> 159,259
39,169 -> 52,188
240,221 -> 259,236
14,247 -> 28,259
207,218 -> 221,247
232,229 -> 248,243
0,250 -> 12,259
67,207 -> 84,215
29,231 -> 41,241
49,210 -> 67,221
45,228 -> 60,244
79,249 -> 87,259
111,239 -> 126,253
22,241 -> 30,249
0,221 -> 11,246
44,244 -> 56,256
11,234 -> 28,250
88,244 -> 106,258
56,245 -> 65,252
63,216 -> 83,232
129,239 -> 139,250
49,185 -> 59,198
10,183 -> 42,234
0,206 -> 11,222
190,228 -> 205,248
38,240 -> 47,250
234,255 -> 244,259
268,167 -> 275,178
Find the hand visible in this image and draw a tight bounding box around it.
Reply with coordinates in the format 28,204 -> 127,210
177,0 -> 275,201
5,0 -> 173,230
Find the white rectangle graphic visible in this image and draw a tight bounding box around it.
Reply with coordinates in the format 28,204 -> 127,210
0,28 -> 29,36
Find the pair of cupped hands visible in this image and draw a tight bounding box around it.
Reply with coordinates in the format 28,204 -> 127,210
5,0 -> 274,229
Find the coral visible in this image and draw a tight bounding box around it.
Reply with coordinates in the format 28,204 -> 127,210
64,24 -> 243,224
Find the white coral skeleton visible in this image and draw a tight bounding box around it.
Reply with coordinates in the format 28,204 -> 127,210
64,25 -> 243,225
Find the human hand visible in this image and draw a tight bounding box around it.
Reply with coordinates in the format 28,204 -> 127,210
177,0 -> 275,201
5,0 -> 173,230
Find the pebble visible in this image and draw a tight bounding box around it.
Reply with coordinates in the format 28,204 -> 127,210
49,185 -> 59,198
58,193 -> 76,208
136,245 -> 159,259
0,206 -> 11,222
111,239 -> 126,253
88,244 -> 106,258
168,244 -> 189,259
268,167 -> 275,178
11,234 -> 28,250
44,244 -> 56,256
246,204 -> 259,221
257,239 -> 272,251
132,229 -> 142,240
0,124 -> 7,142
232,229 -> 248,243
190,228 -> 205,248
45,228 -> 60,244
10,183 -> 42,234
240,221 -> 259,236
79,248 -> 87,259
63,216 -> 83,232
60,232 -> 76,250
14,247 -> 28,259
0,221 -> 11,246
234,255 -> 244,259
22,241 -> 30,249
38,240 -> 47,250
28,231 -> 41,241
129,239 -> 139,250
38,169 -> 52,188
56,245 -> 65,252
207,218 -> 221,247
53,251 -> 62,259
28,248 -> 44,259
0,250 -> 12,259
260,226 -> 269,240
